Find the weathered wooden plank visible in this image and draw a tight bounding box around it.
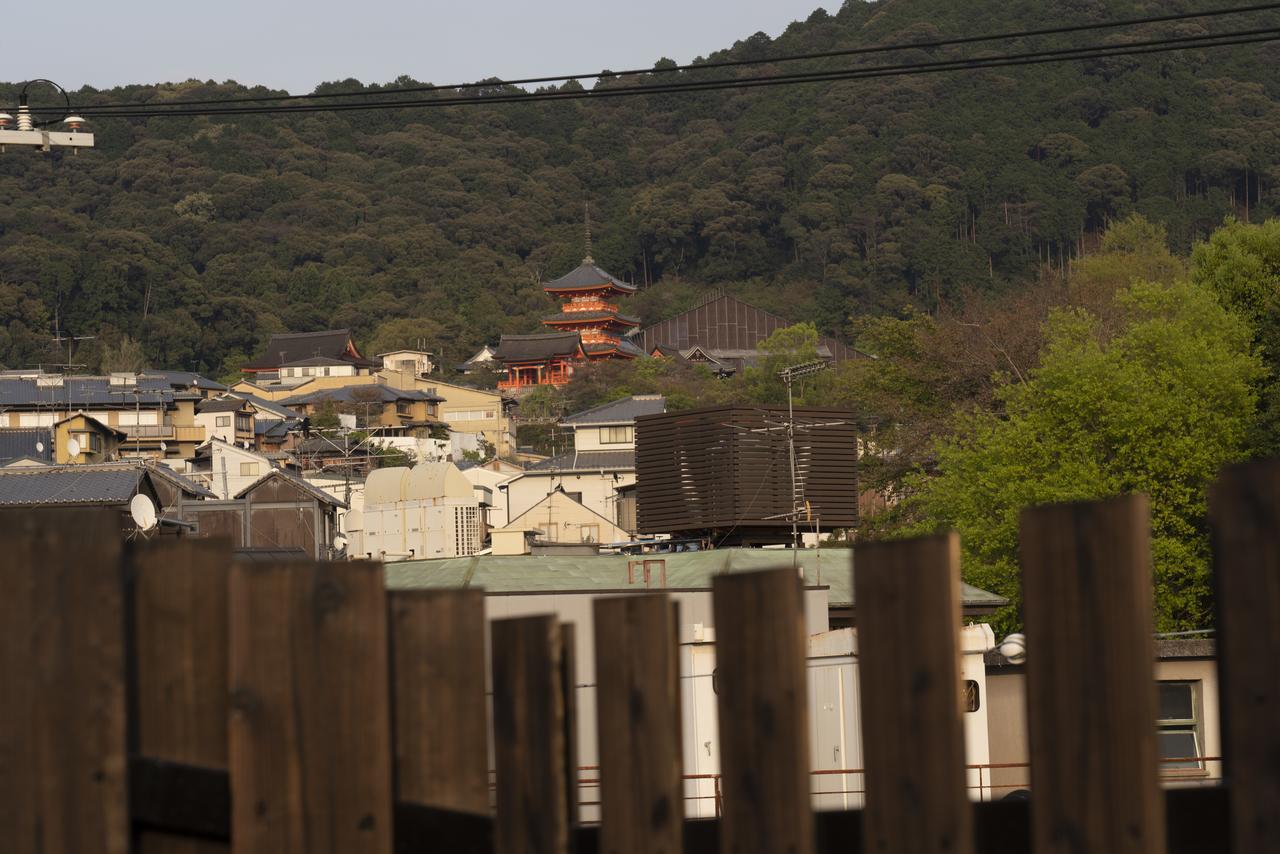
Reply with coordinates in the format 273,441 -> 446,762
229,560 -> 392,854
853,532 -> 972,854
593,594 -> 683,854
132,538 -> 233,854
711,567 -> 813,854
560,622 -> 580,836
491,615 -> 568,854
1210,459 -> 1280,852
389,589 -> 490,816
1019,495 -> 1165,854
0,508 -> 129,853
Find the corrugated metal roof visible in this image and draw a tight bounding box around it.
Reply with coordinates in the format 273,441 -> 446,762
561,395 -> 666,426
0,465 -> 145,506
525,450 -> 635,472
384,548 -> 1008,610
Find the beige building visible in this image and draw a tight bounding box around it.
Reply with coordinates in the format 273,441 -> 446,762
491,489 -> 630,554
985,638 -> 1220,798
381,376 -> 515,458
52,413 -> 125,464
194,398 -> 256,446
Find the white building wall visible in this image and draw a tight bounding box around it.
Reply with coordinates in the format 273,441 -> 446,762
572,426 -> 635,453
505,471 -> 636,528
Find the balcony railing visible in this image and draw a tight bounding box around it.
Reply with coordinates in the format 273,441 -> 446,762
120,424 -> 205,443
498,373 -> 571,389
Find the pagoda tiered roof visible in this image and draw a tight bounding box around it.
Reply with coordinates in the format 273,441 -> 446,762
542,260 -> 637,296
541,310 -> 640,327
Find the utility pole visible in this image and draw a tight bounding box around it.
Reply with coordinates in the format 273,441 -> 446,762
776,360 -> 831,560
0,81 -> 94,153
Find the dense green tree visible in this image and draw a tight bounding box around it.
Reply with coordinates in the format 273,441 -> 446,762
905,278 -> 1262,634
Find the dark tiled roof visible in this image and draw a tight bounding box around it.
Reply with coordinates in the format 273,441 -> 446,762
280,355 -> 352,367
0,464 -> 149,506
495,333 -> 584,363
561,395 -> 666,426
243,329 -> 378,371
525,450 -> 636,472
281,385 -> 441,406
543,261 -> 637,294
145,463 -> 217,499
235,468 -> 348,508
142,371 -> 227,392
197,398 -> 249,413
0,428 -> 52,464
541,310 -> 640,326
0,377 -> 173,409
254,420 -> 292,438
228,392 -> 303,420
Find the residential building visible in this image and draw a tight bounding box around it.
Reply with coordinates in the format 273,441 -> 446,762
180,468 -> 347,559
379,349 -> 435,376
394,379 -> 515,458
346,462 -> 482,560
495,256 -> 645,389
279,383 -> 443,431
187,438 -> 277,499
53,413 -> 126,464
492,489 -> 629,554
502,395 -> 665,529
458,457 -> 524,532
277,356 -> 364,383
194,398 -> 256,446
0,372 -> 209,460
240,328 -> 379,381
455,344 -> 498,375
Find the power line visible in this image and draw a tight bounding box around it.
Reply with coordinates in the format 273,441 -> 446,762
40,27 -> 1280,120
40,1 -> 1280,113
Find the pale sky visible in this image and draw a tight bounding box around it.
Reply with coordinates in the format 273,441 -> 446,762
5,1 -> 830,94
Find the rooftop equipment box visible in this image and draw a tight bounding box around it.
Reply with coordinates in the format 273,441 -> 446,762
635,406 -> 858,544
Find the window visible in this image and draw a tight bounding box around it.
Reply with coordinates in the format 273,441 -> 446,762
580,524 -> 600,544
216,416 -> 231,427
73,431 -> 101,452
303,367 -> 315,376
323,367 -> 331,376
240,462 -> 260,477
236,415 -> 252,431
1157,681 -> 1203,771
600,426 -> 633,444
396,401 -> 413,416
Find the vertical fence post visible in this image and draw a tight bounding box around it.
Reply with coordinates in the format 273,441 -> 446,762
1019,495 -> 1165,854
491,615 -> 569,854
560,622 -> 580,837
389,589 -> 491,817
1211,460 -> 1280,852
229,560 -> 393,854
593,594 -> 683,854
711,567 -> 814,854
132,538 -> 232,854
854,532 -> 973,854
0,508 -> 130,854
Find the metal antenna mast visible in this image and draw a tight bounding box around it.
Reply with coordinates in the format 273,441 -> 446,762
776,360 -> 831,556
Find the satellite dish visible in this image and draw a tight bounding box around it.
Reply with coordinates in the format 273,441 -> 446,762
130,494 -> 158,532
66,437 -> 81,457
333,534 -> 349,551
35,441 -> 44,453
159,442 -> 167,452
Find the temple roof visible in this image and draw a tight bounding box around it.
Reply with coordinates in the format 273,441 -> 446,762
243,329 -> 378,372
541,310 -> 640,326
495,332 -> 586,363
542,261 -> 637,295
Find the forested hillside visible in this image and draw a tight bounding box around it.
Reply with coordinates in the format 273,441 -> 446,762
2,0 -> 1279,375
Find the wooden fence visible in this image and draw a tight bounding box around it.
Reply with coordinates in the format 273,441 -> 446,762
2,458 -> 1279,853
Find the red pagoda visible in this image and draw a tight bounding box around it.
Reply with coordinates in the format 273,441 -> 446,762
496,251 -> 642,389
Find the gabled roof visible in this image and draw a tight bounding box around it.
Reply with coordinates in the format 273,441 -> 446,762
243,329 -> 378,371
542,260 -> 637,295
235,467 -> 348,508
525,450 -> 636,473
561,394 -> 666,426
227,392 -> 303,420
54,412 -> 128,439
495,332 -> 585,363
0,428 -> 52,465
0,463 -> 156,507
197,398 -> 253,414
502,487 -> 621,533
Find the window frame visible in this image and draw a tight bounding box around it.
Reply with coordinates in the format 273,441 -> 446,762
215,416 -> 231,428
600,425 -> 633,445
1157,680 -> 1206,775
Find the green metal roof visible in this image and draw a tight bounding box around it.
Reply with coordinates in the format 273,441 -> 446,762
384,547 -> 1007,611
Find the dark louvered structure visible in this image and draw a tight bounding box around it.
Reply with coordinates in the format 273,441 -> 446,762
635,406 -> 858,544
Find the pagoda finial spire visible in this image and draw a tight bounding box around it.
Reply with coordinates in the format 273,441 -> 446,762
583,200 -> 593,264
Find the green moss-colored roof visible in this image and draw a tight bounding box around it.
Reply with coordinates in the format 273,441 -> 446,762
384,547 -> 1007,611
